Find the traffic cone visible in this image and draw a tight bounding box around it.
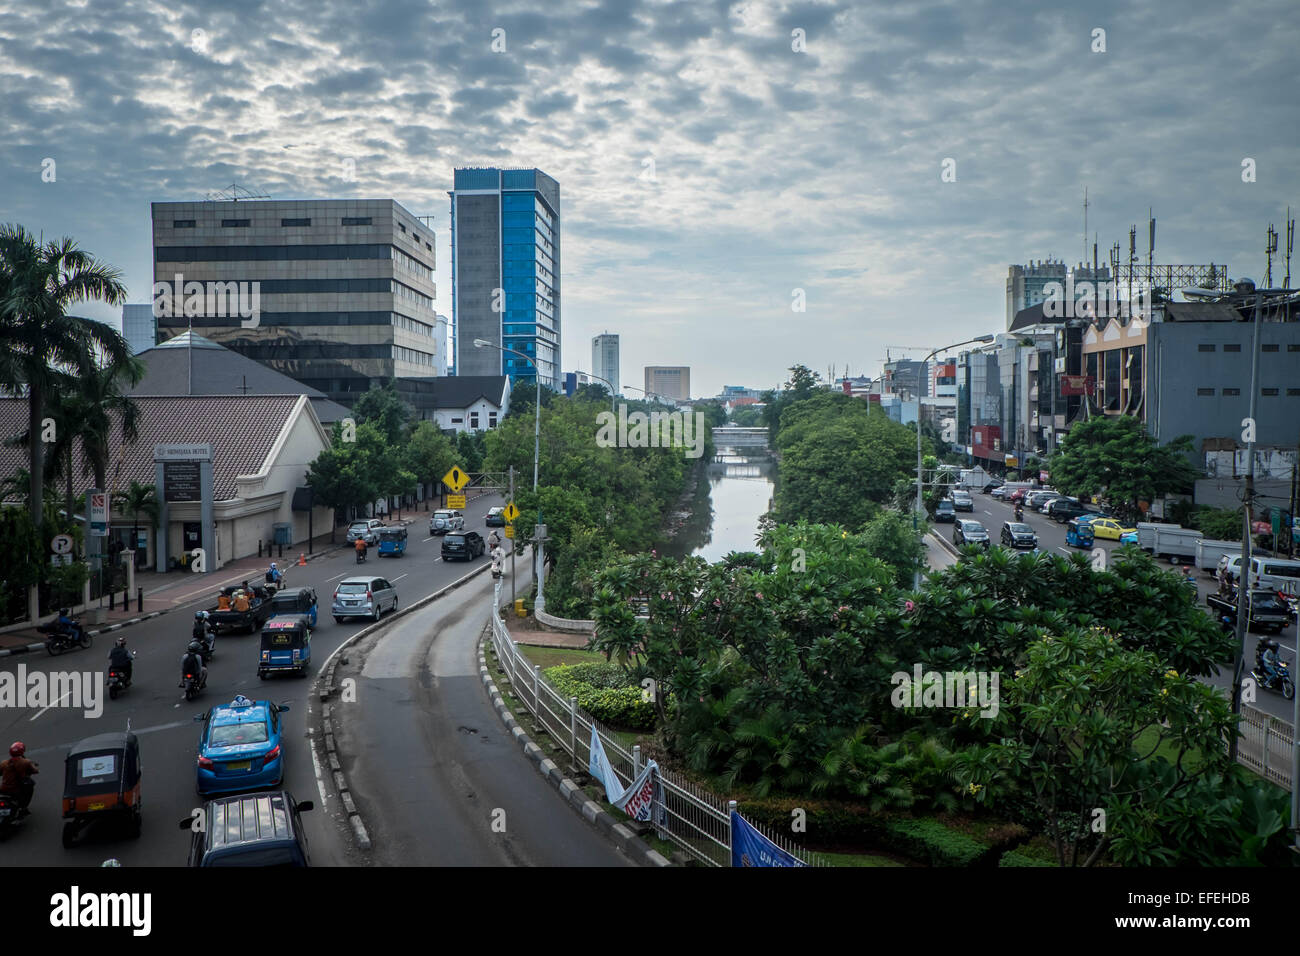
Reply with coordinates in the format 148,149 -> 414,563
297,552 -> 306,566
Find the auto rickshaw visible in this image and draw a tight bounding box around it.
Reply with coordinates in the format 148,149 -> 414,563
377,526 -> 408,558
268,586 -> 318,628
62,732 -> 142,847
1066,518 -> 1095,549
258,614 -> 312,679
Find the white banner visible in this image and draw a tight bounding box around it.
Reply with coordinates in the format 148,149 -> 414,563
588,724 -> 665,823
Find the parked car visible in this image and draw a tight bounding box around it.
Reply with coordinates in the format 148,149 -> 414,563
1000,521 -> 1038,549
951,490 -> 974,512
331,576 -> 398,623
935,500 -> 956,523
346,519 -> 384,545
441,531 -> 486,562
429,509 -> 464,535
1050,500 -> 1105,524
1090,518 -> 1138,541
1026,490 -> 1064,512
184,790 -> 314,867
485,507 -> 507,527
990,486 -> 1009,500
982,478 -> 1005,494
195,695 -> 290,797
953,519 -> 991,550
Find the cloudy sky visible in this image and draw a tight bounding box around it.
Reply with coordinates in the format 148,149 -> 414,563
2,0 -> 1297,396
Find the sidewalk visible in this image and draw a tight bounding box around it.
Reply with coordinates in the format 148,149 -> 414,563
0,518 -> 421,657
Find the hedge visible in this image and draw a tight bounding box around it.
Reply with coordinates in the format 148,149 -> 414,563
545,663 -> 656,730
884,818 -> 989,867
998,850 -> 1056,867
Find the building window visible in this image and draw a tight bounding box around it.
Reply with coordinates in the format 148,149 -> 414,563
342,217 -> 372,226
173,219 -> 196,228
489,413 -> 498,428
1288,388 -> 1300,396
1288,344 -> 1300,352
469,413 -> 479,429
281,218 -> 311,227
221,219 -> 250,227
1223,344 -> 1241,352
1262,344 -> 1279,352
399,224 -> 406,232
1196,387 -> 1215,396
1223,387 -> 1240,396
451,417 -> 463,424
1262,388 -> 1279,396
1197,344 -> 1215,352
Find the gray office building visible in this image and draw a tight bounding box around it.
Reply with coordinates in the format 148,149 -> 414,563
122,303 -> 156,354
150,199 -> 439,406
592,333 -> 619,395
448,168 -> 561,390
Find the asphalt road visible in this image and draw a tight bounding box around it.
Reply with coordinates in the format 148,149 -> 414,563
936,491 -> 1298,721
0,494 -> 504,864
330,565 -> 633,867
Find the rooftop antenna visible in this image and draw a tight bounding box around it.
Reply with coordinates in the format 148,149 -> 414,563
204,183 -> 271,202
1266,222 -> 1279,288
1285,208 -> 1294,290
1082,187 -> 1089,268
1148,209 -> 1156,293
236,375 -> 250,395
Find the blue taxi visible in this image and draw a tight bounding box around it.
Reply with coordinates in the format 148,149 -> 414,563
195,695 -> 290,796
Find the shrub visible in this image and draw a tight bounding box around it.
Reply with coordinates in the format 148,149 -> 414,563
545,664 -> 656,730
999,850 -> 1056,867
882,817 -> 989,867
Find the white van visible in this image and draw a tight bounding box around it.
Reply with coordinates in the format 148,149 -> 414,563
1248,556 -> 1300,595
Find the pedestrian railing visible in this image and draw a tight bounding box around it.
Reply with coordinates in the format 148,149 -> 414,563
1233,704 -> 1294,791
488,597 -> 825,866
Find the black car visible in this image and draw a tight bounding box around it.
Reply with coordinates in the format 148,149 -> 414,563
441,531 -> 486,561
953,520 -> 991,550
1000,521 -> 1038,549
1049,500 -> 1105,524
935,500 -> 956,523
183,790 -> 314,866
485,507 -> 506,527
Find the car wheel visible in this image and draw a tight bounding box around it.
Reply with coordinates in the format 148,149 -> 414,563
392,598 -> 398,613
373,606 -> 381,622
333,616 -> 343,624
62,822 -> 78,848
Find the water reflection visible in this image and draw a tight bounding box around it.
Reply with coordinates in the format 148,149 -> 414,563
664,448 -> 775,563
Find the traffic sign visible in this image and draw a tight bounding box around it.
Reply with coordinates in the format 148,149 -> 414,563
447,494 -> 466,509
88,489 -> 108,537
504,525 -> 515,539
50,534 -> 73,555
442,466 -> 469,493
503,503 -> 520,523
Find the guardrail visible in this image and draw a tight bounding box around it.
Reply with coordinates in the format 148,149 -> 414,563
1234,704 -> 1294,791
488,596 -> 824,866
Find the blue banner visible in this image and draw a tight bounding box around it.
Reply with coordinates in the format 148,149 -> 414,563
730,811 -> 808,867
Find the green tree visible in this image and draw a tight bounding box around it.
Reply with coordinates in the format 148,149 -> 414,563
305,422 -> 387,536
350,379 -> 411,446
113,481 -> 158,566
0,225 -> 130,532
1047,416 -> 1199,523
455,430 -> 485,472
405,420 -> 456,490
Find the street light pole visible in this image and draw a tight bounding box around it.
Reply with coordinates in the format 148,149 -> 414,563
914,335 -> 995,589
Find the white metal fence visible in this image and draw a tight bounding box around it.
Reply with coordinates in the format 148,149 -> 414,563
1234,704 -> 1294,790
488,599 -> 825,866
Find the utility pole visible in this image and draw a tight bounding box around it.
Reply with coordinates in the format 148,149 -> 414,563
1228,288 -> 1264,763
508,465 -> 515,610
1289,445 -> 1298,560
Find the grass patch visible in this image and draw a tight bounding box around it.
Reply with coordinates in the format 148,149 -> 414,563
1134,723 -> 1205,772
819,851 -> 908,867
519,645 -> 603,670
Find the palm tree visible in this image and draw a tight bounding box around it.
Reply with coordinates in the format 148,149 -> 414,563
114,481 -> 158,568
0,225 -> 130,532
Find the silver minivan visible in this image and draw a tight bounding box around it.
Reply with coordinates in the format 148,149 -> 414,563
331,576 -> 398,623
1249,557 -> 1300,595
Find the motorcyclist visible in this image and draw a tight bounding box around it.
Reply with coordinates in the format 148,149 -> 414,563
56,608 -> 78,636
490,545 -> 504,578
108,637 -> 134,685
179,641 -> 207,691
355,536 -> 367,562
0,742 -> 38,812
266,562 -> 283,587
1258,639 -> 1283,683
1013,501 -> 1024,521
192,611 -> 215,656
487,529 -> 502,551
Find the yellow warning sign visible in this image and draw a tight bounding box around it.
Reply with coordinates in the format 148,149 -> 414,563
442,466 -> 469,493
503,502 -> 520,523
447,494 -> 466,509
504,525 -> 515,538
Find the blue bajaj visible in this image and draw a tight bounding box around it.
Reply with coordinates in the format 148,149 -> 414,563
377,526 -> 407,557
269,586 -> 318,628
1066,518 -> 1095,549
258,616 -> 312,679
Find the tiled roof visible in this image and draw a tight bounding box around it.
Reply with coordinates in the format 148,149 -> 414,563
0,395 -> 305,503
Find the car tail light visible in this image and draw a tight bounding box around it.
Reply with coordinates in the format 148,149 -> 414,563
366,590 -> 372,601
333,591 -> 339,602
198,756 -> 213,769
264,745 -> 281,762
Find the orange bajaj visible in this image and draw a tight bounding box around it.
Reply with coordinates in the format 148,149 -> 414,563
61,731 -> 142,848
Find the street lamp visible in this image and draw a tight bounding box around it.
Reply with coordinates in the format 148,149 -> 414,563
914,334 -> 996,588
573,369 -> 617,414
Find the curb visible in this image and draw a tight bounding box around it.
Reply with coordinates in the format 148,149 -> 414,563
311,553 -> 505,853
928,528 -> 962,559
477,631 -> 672,868
0,542 -> 350,658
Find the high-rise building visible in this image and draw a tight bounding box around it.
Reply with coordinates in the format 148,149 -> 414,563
644,366 -> 690,401
150,199 -> 440,407
448,168 -> 561,390
592,332 -> 619,395
121,303 -> 156,354
1006,259 -> 1067,329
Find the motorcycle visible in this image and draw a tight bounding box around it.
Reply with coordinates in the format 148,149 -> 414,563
39,619 -> 92,656
1252,658 -> 1296,700
107,665 -> 132,700
0,775 -> 36,835
182,670 -> 204,701
1013,506 -> 1024,522
192,625 -> 216,662
355,546 -> 367,564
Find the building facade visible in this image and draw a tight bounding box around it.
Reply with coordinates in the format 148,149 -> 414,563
592,333 -> 619,395
122,303 -> 156,354
644,366 -> 691,401
449,167 -> 561,390
150,199 -> 440,406
1006,259 -> 1067,329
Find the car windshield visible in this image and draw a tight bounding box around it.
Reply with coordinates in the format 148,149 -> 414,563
938,501 -> 953,510
210,721 -> 269,747
445,535 -> 466,544
489,508 -> 503,514
337,583 -> 370,594
348,524 -> 369,532
964,523 -> 986,534
434,511 -> 453,519
1009,523 -> 1033,534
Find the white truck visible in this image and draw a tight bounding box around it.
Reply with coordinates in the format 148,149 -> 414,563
957,467 -> 992,491
1195,538 -> 1242,575
1136,522 -> 1178,553
1150,525 -> 1204,564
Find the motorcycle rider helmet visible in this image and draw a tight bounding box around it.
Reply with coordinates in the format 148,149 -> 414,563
195,611 -> 204,620
188,640 -> 202,654
116,636 -> 127,648
270,562 -> 277,569
60,608 -> 70,616
9,742 -> 24,757
100,859 -> 121,867
1266,639 -> 1281,652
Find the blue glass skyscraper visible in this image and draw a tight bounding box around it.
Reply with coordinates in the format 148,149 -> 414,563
449,167 -> 560,389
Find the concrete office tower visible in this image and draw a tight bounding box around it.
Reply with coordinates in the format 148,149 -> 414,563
150,199 -> 439,406
122,303 -> 156,354
592,332 -> 619,395
1006,259 -> 1067,329
645,366 -> 690,401
448,168 -> 561,390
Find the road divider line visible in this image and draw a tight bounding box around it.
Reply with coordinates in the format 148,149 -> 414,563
392,573 -> 408,583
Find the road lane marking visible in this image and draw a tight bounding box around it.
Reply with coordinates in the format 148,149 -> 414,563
422,536 -> 434,542
392,573 -> 408,583
307,726 -> 331,809
326,571 -> 350,582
